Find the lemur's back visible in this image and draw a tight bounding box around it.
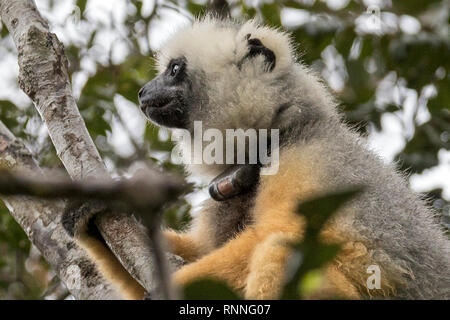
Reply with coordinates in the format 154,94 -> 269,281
197,118 -> 450,299
321,123 -> 450,299
274,119 -> 449,298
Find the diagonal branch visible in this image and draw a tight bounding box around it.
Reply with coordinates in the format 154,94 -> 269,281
0,121 -> 122,299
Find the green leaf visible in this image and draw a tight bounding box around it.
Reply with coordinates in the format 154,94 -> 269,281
391,0 -> 443,15
144,124 -> 174,152
260,3 -> 281,27
298,269 -> 323,297
240,1 -> 256,18
187,1 -> 207,18
281,187 -> 363,299
298,187 -> 363,239
428,77 -> 450,115
383,34 -> 450,90
183,279 -> 241,300
396,121 -> 448,173
163,201 -> 192,231
0,100 -> 20,130
1,22 -> 9,38
76,0 -> 88,15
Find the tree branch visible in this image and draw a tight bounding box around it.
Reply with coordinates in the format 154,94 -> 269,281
0,166 -> 185,214
0,121 -> 122,299
0,0 -> 183,298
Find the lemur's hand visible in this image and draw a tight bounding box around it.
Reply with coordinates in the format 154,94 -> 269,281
62,199 -> 108,238
208,164 -> 260,201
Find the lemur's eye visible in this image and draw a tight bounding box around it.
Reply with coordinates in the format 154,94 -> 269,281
170,63 -> 180,77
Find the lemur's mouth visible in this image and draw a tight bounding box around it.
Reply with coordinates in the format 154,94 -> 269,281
140,97 -> 187,129
141,96 -> 180,117
141,95 -> 173,111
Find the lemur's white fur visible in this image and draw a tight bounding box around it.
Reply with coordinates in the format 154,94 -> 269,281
158,18 -> 335,180
157,18 -> 294,75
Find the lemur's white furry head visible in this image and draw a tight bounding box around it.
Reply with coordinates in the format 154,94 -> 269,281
157,17 -> 295,78
139,17 -> 336,179
155,18 -> 298,133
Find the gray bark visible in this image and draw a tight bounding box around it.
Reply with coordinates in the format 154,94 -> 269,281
0,0 -> 181,297
0,121 -> 121,299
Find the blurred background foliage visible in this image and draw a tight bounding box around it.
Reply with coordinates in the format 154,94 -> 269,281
0,0 -> 448,299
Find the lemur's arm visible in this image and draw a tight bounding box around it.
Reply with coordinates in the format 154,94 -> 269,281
163,230 -> 201,262
163,164 -> 261,262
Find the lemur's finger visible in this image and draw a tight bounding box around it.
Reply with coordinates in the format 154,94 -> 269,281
209,164 -> 260,201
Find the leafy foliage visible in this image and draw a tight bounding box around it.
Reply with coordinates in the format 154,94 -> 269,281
0,202 -> 47,299
183,279 -> 240,300
281,187 -> 362,299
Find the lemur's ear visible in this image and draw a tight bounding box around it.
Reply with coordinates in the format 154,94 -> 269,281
239,33 -> 276,72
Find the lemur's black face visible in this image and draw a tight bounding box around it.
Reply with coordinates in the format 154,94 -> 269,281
138,57 -> 191,128
138,35 -> 276,129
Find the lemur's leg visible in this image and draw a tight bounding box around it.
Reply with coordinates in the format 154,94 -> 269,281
176,221 -> 364,300
171,206 -> 305,296
244,233 -> 293,299
172,229 -> 261,294
172,190 -> 305,295
244,233 -> 363,299
163,230 -> 202,262
62,200 -> 145,300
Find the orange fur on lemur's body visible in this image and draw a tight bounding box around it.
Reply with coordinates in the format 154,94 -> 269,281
165,145 -> 365,299
63,18 -> 450,299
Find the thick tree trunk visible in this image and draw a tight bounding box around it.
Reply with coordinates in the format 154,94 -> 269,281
0,0 -> 182,298
0,121 -> 121,299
